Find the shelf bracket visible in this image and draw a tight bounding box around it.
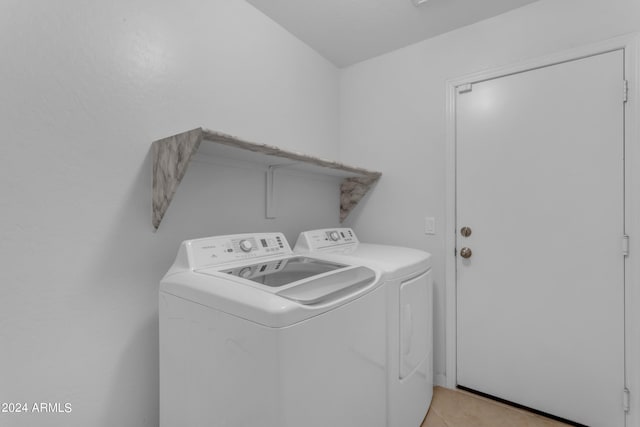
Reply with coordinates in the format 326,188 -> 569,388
266,163 -> 297,219
266,165 -> 276,219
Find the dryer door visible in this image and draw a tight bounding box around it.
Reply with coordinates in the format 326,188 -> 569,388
399,270 -> 432,379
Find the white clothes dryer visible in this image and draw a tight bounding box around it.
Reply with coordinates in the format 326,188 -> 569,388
295,228 -> 433,427
159,232 -> 388,427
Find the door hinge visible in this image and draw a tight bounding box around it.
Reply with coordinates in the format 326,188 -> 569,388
458,83 -> 473,94
623,235 -> 629,256
623,80 -> 629,103
623,388 -> 630,412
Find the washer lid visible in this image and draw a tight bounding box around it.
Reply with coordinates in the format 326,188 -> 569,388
204,258 -> 378,306
161,263 -> 380,327
221,257 -> 347,288
277,266 -> 375,305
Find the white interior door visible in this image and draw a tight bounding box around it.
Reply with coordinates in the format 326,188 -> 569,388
456,50 -> 625,427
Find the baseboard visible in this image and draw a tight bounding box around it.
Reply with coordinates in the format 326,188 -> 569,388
434,373 -> 448,387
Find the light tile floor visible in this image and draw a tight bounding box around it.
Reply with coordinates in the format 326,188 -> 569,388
421,387 -> 572,427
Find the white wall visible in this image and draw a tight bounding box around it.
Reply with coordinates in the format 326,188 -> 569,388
0,0 -> 339,426
339,0 -> 640,385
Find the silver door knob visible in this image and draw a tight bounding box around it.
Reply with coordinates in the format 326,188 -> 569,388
460,247 -> 472,259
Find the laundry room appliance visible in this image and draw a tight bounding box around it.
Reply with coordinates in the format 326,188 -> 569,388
295,228 -> 433,427
159,232 -> 387,427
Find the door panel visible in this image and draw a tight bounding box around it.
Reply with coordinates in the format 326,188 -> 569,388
456,50 -> 625,426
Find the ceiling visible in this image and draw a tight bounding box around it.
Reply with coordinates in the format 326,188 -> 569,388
246,0 -> 541,67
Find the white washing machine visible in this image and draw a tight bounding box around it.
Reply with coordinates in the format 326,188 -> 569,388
295,228 -> 433,427
159,232 -> 388,427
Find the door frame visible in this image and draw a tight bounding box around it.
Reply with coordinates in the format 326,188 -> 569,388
444,33 -> 640,425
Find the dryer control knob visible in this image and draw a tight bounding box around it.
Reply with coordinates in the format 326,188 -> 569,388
239,240 -> 253,252
329,231 -> 340,241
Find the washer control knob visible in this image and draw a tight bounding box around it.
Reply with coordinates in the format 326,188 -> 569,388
329,231 -> 340,241
239,267 -> 252,278
239,239 -> 253,252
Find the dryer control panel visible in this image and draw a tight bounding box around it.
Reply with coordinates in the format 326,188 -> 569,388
185,233 -> 291,269
294,228 -> 359,252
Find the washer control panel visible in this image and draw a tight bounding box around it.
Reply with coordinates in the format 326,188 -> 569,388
294,228 -> 359,252
186,233 -> 290,269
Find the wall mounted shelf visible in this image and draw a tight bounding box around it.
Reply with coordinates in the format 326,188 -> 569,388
151,127 -> 381,230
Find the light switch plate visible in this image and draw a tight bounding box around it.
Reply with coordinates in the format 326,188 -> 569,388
424,217 -> 435,235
